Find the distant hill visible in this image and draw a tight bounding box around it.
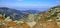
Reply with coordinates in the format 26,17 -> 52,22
22,10 -> 40,14
0,7 -> 40,20
0,7 -> 25,20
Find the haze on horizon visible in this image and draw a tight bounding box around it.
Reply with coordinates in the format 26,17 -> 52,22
0,0 -> 60,11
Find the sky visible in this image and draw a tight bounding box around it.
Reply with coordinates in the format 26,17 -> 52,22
0,0 -> 60,11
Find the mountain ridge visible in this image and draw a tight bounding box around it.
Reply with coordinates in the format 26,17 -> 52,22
0,7 -> 40,20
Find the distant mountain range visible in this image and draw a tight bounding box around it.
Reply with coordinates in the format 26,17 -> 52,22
0,5 -> 60,20
0,7 -> 40,20
22,10 -> 40,14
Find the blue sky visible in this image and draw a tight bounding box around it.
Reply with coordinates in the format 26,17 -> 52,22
0,0 -> 60,11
